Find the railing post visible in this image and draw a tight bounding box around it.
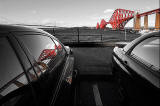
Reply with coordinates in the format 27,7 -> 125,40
77,28 -> 79,43
53,28 -> 55,35
101,34 -> 103,42
125,29 -> 127,40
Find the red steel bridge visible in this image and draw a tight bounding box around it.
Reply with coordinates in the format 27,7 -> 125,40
96,8 -> 160,30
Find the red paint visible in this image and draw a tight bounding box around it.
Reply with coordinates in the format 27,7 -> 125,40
97,8 -> 160,29
105,9 -> 134,29
100,19 -> 107,29
38,49 -> 57,61
96,22 -> 100,29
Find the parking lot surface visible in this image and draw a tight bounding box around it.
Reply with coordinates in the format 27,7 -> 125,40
72,47 -> 121,106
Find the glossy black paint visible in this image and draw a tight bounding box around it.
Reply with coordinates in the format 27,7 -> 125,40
0,25 -> 75,106
112,31 -> 160,106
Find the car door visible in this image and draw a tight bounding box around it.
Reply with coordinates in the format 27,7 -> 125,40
121,35 -> 160,105
14,32 -> 67,105
0,33 -> 38,106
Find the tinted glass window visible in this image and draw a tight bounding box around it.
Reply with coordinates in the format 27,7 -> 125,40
27,68 -> 38,81
131,37 -> 160,70
123,37 -> 140,52
0,37 -> 28,96
54,39 -> 62,51
17,35 -> 58,64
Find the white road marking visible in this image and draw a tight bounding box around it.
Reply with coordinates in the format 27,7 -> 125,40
92,84 -> 103,106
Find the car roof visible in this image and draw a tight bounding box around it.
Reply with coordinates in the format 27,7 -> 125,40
0,24 -> 60,42
142,31 -> 160,37
0,24 -> 45,33
136,31 -> 160,44
123,31 -> 159,52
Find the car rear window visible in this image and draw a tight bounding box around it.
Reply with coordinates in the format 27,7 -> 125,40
0,37 -> 28,96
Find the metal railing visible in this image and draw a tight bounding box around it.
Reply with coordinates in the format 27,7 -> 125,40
40,27 -> 140,44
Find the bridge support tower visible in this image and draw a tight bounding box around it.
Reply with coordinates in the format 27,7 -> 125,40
155,12 -> 160,30
144,15 -> 148,30
134,13 -> 141,30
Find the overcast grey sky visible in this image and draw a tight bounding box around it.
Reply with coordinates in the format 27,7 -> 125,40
0,0 -> 159,27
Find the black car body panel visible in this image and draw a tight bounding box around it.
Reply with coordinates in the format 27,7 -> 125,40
0,25 -> 75,106
112,31 -> 160,106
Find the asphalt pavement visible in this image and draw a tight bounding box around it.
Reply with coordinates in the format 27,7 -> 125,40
72,47 -> 121,106
73,47 -> 113,76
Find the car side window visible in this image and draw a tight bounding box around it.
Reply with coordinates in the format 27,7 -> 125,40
27,68 -> 38,81
17,35 -> 58,69
53,39 -> 62,51
0,37 -> 35,105
131,37 -> 160,70
0,37 -> 28,97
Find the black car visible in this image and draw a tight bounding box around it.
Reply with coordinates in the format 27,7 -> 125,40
112,31 -> 160,106
0,25 -> 76,106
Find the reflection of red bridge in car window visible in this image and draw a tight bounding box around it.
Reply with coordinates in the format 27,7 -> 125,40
38,43 -> 62,62
54,39 -> 62,50
57,44 -> 62,50
38,49 -> 57,61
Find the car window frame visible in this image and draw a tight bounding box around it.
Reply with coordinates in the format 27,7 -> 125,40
12,32 -> 69,105
0,32 -> 38,105
16,32 -> 59,58
124,32 -> 159,53
13,31 -> 66,74
13,33 -> 48,76
0,33 -> 30,87
8,32 -> 38,82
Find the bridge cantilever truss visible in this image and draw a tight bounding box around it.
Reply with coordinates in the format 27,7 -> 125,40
97,8 -> 160,30
109,9 -> 134,29
97,9 -> 134,29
